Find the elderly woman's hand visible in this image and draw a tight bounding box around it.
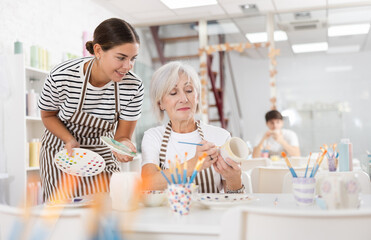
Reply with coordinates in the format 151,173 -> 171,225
213,156 -> 242,190
195,140 -> 219,169
113,139 -> 137,162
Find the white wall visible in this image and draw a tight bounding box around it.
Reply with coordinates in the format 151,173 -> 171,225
0,0 -> 117,62
227,50 -> 371,158
0,0 -> 151,67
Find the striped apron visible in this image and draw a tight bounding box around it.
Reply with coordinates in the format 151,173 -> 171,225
40,59 -> 120,202
159,121 -> 219,193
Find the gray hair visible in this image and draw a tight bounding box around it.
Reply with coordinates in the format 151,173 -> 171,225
150,61 -> 201,121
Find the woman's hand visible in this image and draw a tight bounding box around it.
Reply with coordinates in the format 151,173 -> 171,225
113,139 -> 137,162
64,138 -> 80,157
195,140 -> 219,170
213,156 -> 242,190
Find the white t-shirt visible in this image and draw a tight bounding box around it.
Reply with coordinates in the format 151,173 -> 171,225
254,128 -> 299,156
141,122 -> 231,189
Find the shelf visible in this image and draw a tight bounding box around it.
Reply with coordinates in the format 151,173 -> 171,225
26,167 -> 40,171
26,116 -> 42,121
25,66 -> 49,81
25,66 -> 49,75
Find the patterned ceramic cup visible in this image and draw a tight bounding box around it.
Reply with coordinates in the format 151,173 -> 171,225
292,177 -> 316,206
167,184 -> 192,215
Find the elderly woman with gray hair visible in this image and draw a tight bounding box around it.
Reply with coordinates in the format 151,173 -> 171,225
141,61 -> 244,193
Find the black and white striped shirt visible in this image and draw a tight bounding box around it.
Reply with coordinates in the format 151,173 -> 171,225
38,57 -> 144,122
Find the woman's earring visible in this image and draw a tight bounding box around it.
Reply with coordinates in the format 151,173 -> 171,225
97,56 -> 100,60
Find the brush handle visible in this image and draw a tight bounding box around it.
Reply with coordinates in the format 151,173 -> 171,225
309,164 -> 316,178
183,170 -> 187,184
176,168 -> 181,183
189,170 -> 198,184
304,165 -> 309,178
178,141 -> 203,146
171,174 -> 177,184
312,164 -> 320,177
289,168 -> 298,178
160,171 -> 171,185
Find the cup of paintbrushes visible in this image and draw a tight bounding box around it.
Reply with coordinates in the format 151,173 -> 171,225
292,177 -> 316,206
327,155 -> 337,172
167,184 -> 192,216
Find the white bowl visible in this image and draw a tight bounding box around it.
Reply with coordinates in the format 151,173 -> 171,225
141,190 -> 167,207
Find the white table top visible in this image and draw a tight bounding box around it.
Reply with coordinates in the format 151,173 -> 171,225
25,193 -> 371,240
118,204 -> 223,235
116,193 -> 371,239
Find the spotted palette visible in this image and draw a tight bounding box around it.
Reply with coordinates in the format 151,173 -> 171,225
54,148 -> 105,177
193,193 -> 257,208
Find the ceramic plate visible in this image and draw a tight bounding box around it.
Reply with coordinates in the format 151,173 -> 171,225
100,136 -> 137,157
54,148 -> 105,177
193,193 -> 257,208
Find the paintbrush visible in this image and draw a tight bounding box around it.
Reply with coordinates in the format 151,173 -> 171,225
183,152 -> 188,184
309,153 -> 321,178
168,160 -> 177,184
156,165 -> 171,185
304,152 -> 312,178
281,152 -> 297,178
311,150 -> 327,177
175,155 -> 182,184
178,141 -> 203,146
189,153 -> 207,184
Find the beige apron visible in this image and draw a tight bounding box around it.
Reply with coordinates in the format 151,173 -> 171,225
159,121 -> 219,193
40,59 -> 120,202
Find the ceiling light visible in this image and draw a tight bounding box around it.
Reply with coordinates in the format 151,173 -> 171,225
160,0 -> 217,9
240,4 -> 257,10
328,23 -> 370,37
292,42 -> 328,53
241,4 -> 251,9
240,3 -> 259,15
245,31 -> 288,43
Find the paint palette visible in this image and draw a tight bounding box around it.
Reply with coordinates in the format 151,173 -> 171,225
193,194 -> 258,208
100,136 -> 137,157
54,148 -> 105,177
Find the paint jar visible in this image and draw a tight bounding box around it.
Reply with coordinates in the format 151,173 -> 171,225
29,138 -> 41,167
30,45 -> 38,68
261,150 -> 269,158
292,177 -> 316,206
27,89 -> 38,117
14,41 -> 23,54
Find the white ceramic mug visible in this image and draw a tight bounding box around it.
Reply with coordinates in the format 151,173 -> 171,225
320,172 -> 361,209
110,172 -> 141,211
219,137 -> 250,163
